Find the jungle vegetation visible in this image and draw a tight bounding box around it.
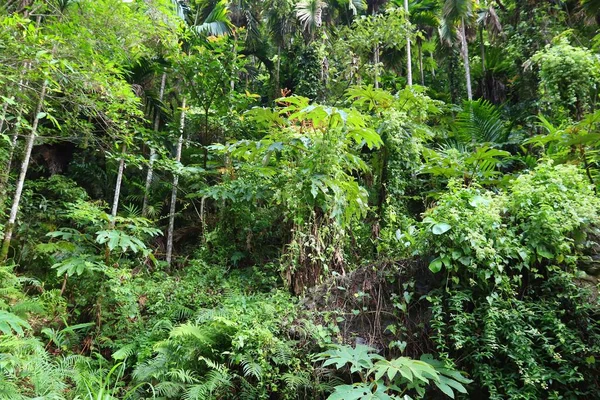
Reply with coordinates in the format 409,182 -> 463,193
0,0 -> 599,399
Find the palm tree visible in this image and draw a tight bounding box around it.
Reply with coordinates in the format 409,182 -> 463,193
581,0 -> 600,24
296,0 -> 327,42
407,0 -> 439,85
441,0 -> 474,100
265,0 -> 296,95
476,1 -> 502,74
166,98 -> 187,267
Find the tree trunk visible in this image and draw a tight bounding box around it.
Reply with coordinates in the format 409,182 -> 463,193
142,71 -> 167,218
0,79 -> 48,261
0,103 -> 8,135
109,143 -> 127,229
0,127 -> 21,204
460,18 -> 473,101
0,62 -> 30,202
374,43 -> 380,89
480,26 -> 486,74
404,0 -> 412,87
418,41 -> 424,86
275,45 -> 281,99
166,98 -> 187,267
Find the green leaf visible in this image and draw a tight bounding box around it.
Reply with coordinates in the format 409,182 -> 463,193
429,258 -> 443,273
432,223 -> 452,235
0,311 -> 31,336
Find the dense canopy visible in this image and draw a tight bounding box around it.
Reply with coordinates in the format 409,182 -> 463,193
0,0 -> 599,399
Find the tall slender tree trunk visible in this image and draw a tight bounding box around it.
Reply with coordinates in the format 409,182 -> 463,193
230,32 -> 237,101
109,143 -> 127,229
372,8 -> 379,89
166,98 -> 186,267
0,79 -> 48,261
404,0 -> 412,87
479,26 -> 486,73
0,62 -> 30,203
0,103 -> 8,135
418,41 -> 425,86
142,71 -> 167,218
275,45 -> 281,99
374,43 -> 380,89
460,18 -> 473,101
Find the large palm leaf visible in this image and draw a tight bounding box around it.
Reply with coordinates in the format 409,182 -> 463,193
442,0 -> 473,22
296,0 -> 327,33
477,4 -> 502,38
581,0 -> 600,16
194,0 -> 234,36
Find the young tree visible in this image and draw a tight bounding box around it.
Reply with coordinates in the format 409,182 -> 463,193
442,0 -> 474,100
142,71 -> 167,218
0,42 -> 55,260
166,98 -> 186,266
405,0 -> 413,86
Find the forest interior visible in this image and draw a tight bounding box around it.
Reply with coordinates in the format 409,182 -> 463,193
1,0 -> 600,398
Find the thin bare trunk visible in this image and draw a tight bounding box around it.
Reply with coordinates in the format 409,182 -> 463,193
142,71 -> 167,218
460,18 -> 473,101
418,41 -> 424,86
374,43 -> 380,89
275,45 -> 281,98
1,79 -> 48,261
109,143 -> 127,229
0,62 -> 30,201
480,27 -> 486,73
372,8 -> 379,89
404,0 -> 412,86
0,103 -> 8,135
166,98 -> 187,266
230,32 -> 237,99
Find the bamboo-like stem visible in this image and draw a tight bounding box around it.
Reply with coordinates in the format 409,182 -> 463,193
1,79 -> 48,261
142,71 -> 167,218
166,98 -> 187,266
404,0 -> 413,86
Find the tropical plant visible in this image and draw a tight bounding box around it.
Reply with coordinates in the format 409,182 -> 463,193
440,0 -> 475,100
315,344 -> 472,399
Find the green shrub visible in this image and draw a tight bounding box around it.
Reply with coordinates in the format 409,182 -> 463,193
419,163 -> 600,399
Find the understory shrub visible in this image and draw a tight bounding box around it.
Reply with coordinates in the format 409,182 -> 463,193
417,162 -> 600,399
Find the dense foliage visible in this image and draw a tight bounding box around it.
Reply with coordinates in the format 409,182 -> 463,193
0,0 -> 599,399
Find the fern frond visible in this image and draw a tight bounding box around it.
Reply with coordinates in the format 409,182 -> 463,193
112,343 -> 136,361
0,311 -> 31,335
240,357 -> 262,380
167,368 -> 199,384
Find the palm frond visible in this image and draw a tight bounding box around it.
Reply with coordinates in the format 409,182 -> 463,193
442,0 -> 473,22
194,0 -> 234,36
296,0 -> 327,33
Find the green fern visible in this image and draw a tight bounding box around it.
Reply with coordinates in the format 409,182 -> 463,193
0,311 -> 31,336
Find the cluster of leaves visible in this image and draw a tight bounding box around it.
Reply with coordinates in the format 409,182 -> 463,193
529,36 -> 600,120
131,290 -> 325,399
415,163 -> 600,398
315,344 -> 471,399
